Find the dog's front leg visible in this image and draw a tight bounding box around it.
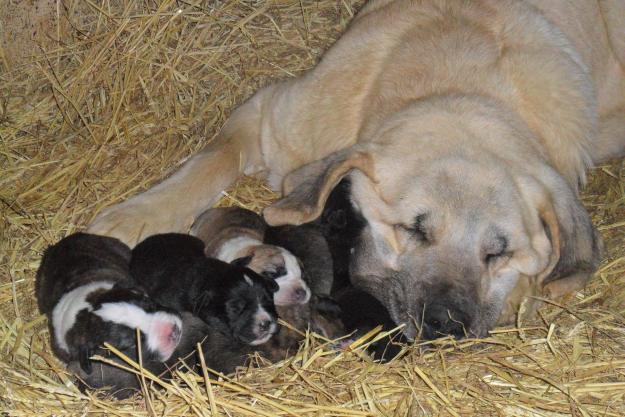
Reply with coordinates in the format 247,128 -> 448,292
87,97 -> 266,247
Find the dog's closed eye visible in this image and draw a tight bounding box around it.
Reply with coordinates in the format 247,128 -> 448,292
483,235 -> 509,264
396,213 -> 431,243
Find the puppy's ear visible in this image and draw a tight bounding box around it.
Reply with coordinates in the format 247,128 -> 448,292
231,255 -> 253,268
264,146 -> 376,226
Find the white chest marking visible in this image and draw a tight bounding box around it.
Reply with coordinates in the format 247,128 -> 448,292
52,281 -> 115,354
217,236 -> 262,262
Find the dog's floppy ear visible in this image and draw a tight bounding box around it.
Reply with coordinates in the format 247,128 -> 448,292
264,147 -> 376,226
516,174 -> 603,299
540,186 -> 603,298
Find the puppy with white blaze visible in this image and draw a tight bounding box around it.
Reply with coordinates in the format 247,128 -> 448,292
191,207 -> 311,306
35,233 -> 183,375
130,233 -> 279,346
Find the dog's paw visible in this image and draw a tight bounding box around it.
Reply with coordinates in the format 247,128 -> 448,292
87,198 -> 190,247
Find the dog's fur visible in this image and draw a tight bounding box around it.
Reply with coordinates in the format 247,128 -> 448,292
264,223 -> 334,298
130,233 -> 279,346
71,302 -> 344,398
36,233 -> 182,374
67,312 -> 208,399
89,0 -> 625,339
267,196 -> 403,358
191,207 -> 311,305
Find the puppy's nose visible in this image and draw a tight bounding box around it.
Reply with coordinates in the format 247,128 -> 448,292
258,319 -> 273,332
422,304 -> 469,340
295,288 -> 308,301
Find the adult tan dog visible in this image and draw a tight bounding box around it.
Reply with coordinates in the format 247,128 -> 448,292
89,0 -> 625,340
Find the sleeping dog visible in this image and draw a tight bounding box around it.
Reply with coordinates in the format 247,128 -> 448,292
191,207 -> 311,306
35,233 -> 183,375
130,233 -> 279,346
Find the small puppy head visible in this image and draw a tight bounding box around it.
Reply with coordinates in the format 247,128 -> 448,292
66,283 -> 183,374
203,266 -> 280,346
233,245 -> 311,306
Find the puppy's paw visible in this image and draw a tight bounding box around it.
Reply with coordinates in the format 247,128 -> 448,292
88,197 -> 191,247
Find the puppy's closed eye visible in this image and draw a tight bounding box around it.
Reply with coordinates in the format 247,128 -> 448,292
262,266 -> 287,279
231,256 -> 253,267
227,299 -> 247,317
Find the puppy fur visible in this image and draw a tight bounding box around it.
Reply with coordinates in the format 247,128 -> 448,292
264,224 -> 334,298
130,233 -> 279,346
70,301 -> 345,398
36,233 -> 182,374
191,207 -> 311,305
68,312 -> 202,399
267,183 -> 403,360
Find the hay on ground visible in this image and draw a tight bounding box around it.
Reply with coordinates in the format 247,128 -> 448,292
1,0 -> 624,415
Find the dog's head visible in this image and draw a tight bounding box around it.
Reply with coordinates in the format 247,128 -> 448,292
264,101 -> 602,340
63,282 -> 183,374
232,245 -> 311,306
203,264 -> 280,346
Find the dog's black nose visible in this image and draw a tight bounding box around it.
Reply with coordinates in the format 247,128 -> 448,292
422,304 -> 468,340
258,319 -> 272,332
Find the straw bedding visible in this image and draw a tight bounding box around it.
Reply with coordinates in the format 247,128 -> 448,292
1,0 -> 624,415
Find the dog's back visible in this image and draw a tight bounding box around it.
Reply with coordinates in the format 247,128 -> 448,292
36,233 -> 132,315
191,207 -> 266,257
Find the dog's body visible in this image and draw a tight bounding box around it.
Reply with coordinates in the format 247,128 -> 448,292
130,233 -> 279,346
36,233 -> 183,373
90,0 -> 625,339
191,207 -> 311,305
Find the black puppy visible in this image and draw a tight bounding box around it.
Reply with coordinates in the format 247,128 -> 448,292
130,233 -> 279,346
36,233 -> 183,374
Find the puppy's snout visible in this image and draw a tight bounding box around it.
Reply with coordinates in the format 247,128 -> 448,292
258,319 -> 272,332
421,303 -> 469,340
248,309 -> 278,346
295,288 -> 308,302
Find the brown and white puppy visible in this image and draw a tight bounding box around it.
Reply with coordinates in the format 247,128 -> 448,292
36,233 -> 183,375
191,207 -> 311,306
264,224 -> 335,298
89,1 -> 625,339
